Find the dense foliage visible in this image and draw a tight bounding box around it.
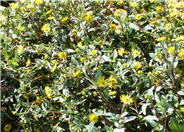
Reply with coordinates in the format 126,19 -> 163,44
1,0 -> 184,131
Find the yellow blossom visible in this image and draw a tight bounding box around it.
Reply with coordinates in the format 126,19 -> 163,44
9,3 -> 18,10
118,48 -> 125,56
80,57 -> 86,63
41,24 -> 50,33
168,46 -> 175,55
149,0 -> 156,3
4,124 -> 12,132
165,23 -> 172,30
34,115 -> 38,121
46,9 -> 52,14
109,91 -> 117,96
34,0 -> 43,5
48,16 -> 54,20
138,70 -> 143,75
89,113 -> 98,123
156,37 -> 166,42
17,45 -> 23,53
135,14 -> 142,20
91,50 -> 97,56
61,17 -> 68,23
156,6 -> 163,14
108,76 -> 117,89
133,62 -> 141,71
51,60 -> 57,64
178,50 -> 184,60
51,64 -> 57,72
176,35 -> 184,41
26,58 -> 31,67
98,40 -> 104,46
117,0 -> 123,6
132,49 -> 140,57
26,4 -> 33,9
122,63 -> 127,68
110,24 -> 117,31
58,52 -> 67,60
45,86 -> 52,97
73,69 -> 81,77
120,94 -> 133,105
36,97 -> 42,104
114,9 -> 124,16
85,11 -> 93,23
77,41 -> 83,49
17,23 -> 25,31
97,76 -> 106,87
130,2 -> 138,7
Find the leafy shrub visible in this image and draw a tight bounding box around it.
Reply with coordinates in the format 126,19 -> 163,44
1,0 -> 184,131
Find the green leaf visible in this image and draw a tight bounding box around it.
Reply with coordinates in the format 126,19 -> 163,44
169,117 -> 184,132
142,103 -> 151,115
144,115 -> 158,128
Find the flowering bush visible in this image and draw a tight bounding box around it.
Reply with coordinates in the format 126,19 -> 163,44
1,0 -> 184,131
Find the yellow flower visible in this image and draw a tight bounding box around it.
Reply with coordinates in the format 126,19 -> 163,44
110,24 -> 117,31
108,76 -> 117,89
17,45 -> 23,53
165,23 -> 172,30
120,94 -> 133,105
46,9 -> 52,15
80,57 -> 86,63
176,35 -> 184,41
122,63 -> 127,68
26,58 -> 31,67
9,3 -> 18,10
45,86 -> 52,97
85,15 -> 93,23
168,46 -> 175,55
138,70 -> 143,75
61,17 -> 68,23
135,14 -> 142,20
34,115 -> 38,121
34,0 -> 43,5
17,23 -> 25,31
89,113 -> 98,123
114,9 -> 124,16
118,48 -> 125,56
58,52 -> 67,60
156,37 -> 166,42
117,0 -> 123,6
156,6 -> 163,14
149,0 -> 156,3
4,124 -> 12,132
73,69 -> 81,77
132,49 -> 140,57
48,16 -> 54,20
91,50 -> 97,56
98,40 -> 104,46
133,62 -> 141,71
26,4 -> 33,9
109,91 -> 117,96
41,24 -> 50,33
178,50 -> 184,60
77,41 -> 83,49
97,76 -> 106,87
130,2 -> 138,7
51,64 -> 57,72
51,60 -> 57,64
36,97 -> 42,104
